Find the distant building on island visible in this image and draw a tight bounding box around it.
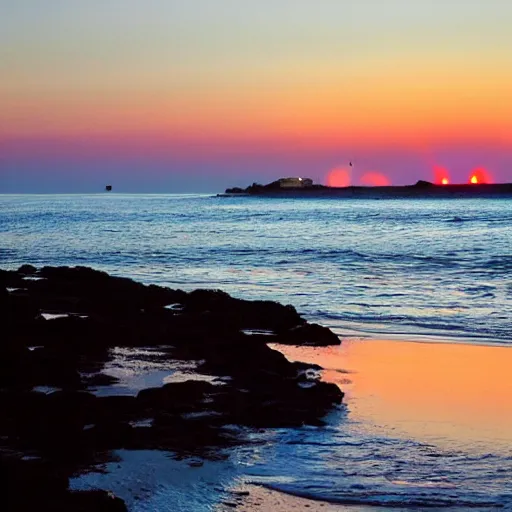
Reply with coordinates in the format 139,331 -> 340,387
223,176 -> 512,197
105,185 -> 112,191
278,177 -> 313,188
224,177 -> 316,195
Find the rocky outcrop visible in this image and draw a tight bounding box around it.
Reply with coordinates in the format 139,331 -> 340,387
0,265 -> 343,510
0,454 -> 127,511
223,181 -> 512,198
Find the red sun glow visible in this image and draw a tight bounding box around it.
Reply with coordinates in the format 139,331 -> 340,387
469,167 -> 493,184
326,167 -> 351,187
360,172 -> 391,187
433,165 -> 451,185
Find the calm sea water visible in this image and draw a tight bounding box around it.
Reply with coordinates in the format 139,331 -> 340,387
2,193 -> 511,509
1,193 -> 511,344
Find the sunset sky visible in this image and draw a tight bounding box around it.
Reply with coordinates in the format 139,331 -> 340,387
2,0 -> 512,192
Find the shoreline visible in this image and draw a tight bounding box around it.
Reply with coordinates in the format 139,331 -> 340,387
1,265 -> 343,510
3,259 -> 508,349
70,336 -> 512,511
218,483 -> 384,512
325,329 -> 512,348
2,265 -> 511,510
276,337 -> 512,454
222,337 -> 512,511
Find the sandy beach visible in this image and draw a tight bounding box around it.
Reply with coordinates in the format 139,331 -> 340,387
276,338 -> 512,454
223,338 -> 512,511
217,483 -> 381,511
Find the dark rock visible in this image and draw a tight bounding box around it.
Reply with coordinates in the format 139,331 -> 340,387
0,269 -> 25,289
183,290 -> 304,332
277,323 -> 340,346
0,455 -> 70,511
83,421 -> 134,450
83,372 -> 119,387
93,396 -> 139,423
0,265 -> 345,507
137,381 -> 214,413
35,265 -> 185,316
196,335 -> 296,380
413,180 -> 434,188
0,453 -> 128,512
17,264 -> 38,275
5,292 -> 40,327
65,490 -> 128,512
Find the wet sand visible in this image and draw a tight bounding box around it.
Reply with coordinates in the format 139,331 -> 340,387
217,483 -> 379,511
276,338 -> 512,454
226,338 -> 512,511
218,482 -> 491,512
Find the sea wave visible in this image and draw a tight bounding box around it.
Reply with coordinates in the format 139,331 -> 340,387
243,418 -> 512,510
1,194 -> 511,345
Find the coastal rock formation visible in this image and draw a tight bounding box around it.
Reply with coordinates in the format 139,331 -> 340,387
223,180 -> 512,198
0,266 -> 342,510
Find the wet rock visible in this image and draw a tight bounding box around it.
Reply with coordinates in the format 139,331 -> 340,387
5,292 -> 40,327
93,396 -> 139,423
0,455 -> 69,511
183,289 -> 304,332
0,265 -> 345,508
0,453 -> 127,511
137,381 -> 215,413
35,266 -> 184,316
17,264 -> 38,275
83,373 -> 119,387
278,323 -> 340,346
65,490 -> 128,512
83,421 -> 134,450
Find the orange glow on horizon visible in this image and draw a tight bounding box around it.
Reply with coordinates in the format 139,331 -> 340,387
433,165 -> 451,185
360,172 -> 391,187
3,62 -> 512,151
326,167 -> 351,187
469,167 -> 493,184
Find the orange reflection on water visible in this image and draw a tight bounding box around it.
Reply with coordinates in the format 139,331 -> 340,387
469,167 -> 493,184
276,340 -> 512,453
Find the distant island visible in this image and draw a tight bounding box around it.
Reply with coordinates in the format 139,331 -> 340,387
223,177 -> 512,198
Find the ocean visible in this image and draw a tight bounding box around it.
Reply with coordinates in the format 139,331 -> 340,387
1,193 -> 511,510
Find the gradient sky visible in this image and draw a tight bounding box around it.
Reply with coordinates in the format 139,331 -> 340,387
1,0 -> 512,192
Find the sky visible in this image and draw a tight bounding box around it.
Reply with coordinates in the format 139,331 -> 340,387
1,0 -> 512,192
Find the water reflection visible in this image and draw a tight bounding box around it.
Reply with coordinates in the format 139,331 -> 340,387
275,339 -> 512,455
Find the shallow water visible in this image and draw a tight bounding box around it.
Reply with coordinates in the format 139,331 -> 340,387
262,340 -> 512,509
71,339 -> 512,510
